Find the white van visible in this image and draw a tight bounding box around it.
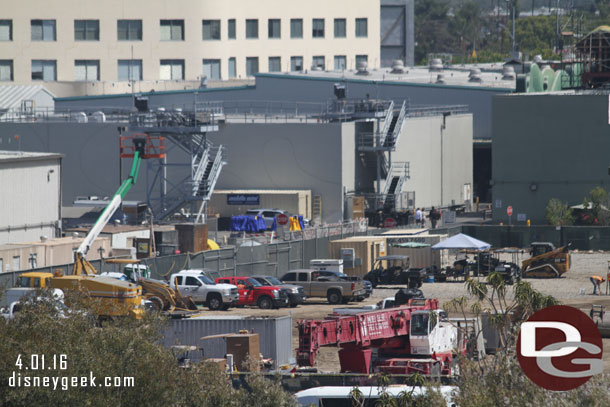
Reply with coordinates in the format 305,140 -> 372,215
295,385 -> 457,407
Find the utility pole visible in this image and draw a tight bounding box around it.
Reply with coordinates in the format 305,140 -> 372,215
556,0 -> 560,52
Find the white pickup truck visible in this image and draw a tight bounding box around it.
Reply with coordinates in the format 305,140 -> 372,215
1,288 -> 65,320
169,270 -> 239,310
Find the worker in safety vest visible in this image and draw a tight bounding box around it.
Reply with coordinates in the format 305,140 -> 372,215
590,275 -> 605,295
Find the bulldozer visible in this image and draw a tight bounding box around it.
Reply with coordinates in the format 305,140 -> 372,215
102,258 -> 199,316
521,242 -> 570,278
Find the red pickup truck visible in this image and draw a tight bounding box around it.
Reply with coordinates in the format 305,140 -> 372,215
215,276 -> 289,309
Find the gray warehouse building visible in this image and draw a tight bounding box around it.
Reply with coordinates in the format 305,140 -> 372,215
0,151 -> 62,245
492,92 -> 610,223
0,102 -> 472,223
54,67 -> 511,201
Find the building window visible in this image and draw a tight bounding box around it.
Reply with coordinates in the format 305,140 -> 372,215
31,20 -> 56,41
246,19 -> 258,39
0,20 -> 12,41
0,60 -> 13,81
160,59 -> 184,80
312,56 -> 325,70
355,18 -> 367,37
312,19 -> 324,38
117,59 -> 142,81
12,256 -> 20,272
268,57 -> 281,72
31,60 -> 56,81
228,19 -> 236,39
268,19 -> 280,39
246,57 -> 258,76
356,54 -> 368,67
0,259 -> 3,273
203,59 -> 221,80
74,60 -> 99,81
334,56 -> 346,71
228,57 -> 236,78
118,20 -> 142,41
334,18 -> 346,38
290,56 -> 303,72
290,19 -> 302,38
202,20 -> 220,40
160,20 -> 184,41
74,20 -> 99,41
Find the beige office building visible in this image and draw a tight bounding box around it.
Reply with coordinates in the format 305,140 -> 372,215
0,0 -> 380,86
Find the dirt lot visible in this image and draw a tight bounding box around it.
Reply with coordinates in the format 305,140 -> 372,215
202,252 -> 610,372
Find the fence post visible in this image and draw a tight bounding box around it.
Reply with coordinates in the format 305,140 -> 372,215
301,232 -> 305,268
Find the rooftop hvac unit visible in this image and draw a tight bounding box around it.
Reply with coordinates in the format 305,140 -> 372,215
356,62 -> 369,76
502,65 -> 516,80
390,59 -> 405,74
429,58 -> 443,72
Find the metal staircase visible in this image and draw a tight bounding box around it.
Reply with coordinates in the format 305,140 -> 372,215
381,101 -> 407,149
129,104 -> 227,223
382,162 -> 410,209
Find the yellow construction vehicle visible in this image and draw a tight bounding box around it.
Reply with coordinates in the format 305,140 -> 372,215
102,258 -> 199,315
521,242 -> 570,278
17,272 -> 53,288
49,135 -> 165,319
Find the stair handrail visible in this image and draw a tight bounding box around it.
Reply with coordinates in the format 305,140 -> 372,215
378,100 -> 394,146
388,101 -> 407,148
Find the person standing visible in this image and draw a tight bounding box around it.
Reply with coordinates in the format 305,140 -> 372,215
415,208 -> 423,228
590,275 -> 605,295
429,207 -> 441,229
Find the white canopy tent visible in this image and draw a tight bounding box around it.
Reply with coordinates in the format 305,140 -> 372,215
431,233 -> 491,250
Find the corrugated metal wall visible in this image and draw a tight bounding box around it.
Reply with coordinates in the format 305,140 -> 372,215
0,157 -> 61,244
162,315 -> 293,367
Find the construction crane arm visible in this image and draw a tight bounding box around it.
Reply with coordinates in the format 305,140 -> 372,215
74,139 -> 145,274
297,299 -> 438,366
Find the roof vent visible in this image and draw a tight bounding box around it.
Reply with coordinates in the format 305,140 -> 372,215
436,74 -> 445,84
356,61 -> 370,75
40,235 -> 48,242
502,65 -> 516,80
533,54 -> 543,64
391,59 -> 405,74
429,58 -> 443,72
469,68 -> 482,82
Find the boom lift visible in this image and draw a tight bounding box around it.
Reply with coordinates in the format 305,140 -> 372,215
50,134 -> 165,319
297,299 -> 465,375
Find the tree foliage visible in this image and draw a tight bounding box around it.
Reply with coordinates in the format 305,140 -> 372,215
445,273 -> 609,406
545,198 -> 575,226
0,292 -> 295,407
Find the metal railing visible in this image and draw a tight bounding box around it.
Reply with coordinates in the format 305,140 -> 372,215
378,100 -> 395,146
406,104 -> 468,118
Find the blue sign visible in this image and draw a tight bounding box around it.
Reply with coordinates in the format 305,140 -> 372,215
227,194 -> 260,205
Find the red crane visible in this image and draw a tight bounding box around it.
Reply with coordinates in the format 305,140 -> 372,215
297,298 -> 465,375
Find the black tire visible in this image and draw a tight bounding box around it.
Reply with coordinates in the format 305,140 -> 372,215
257,296 -> 273,310
327,290 -> 342,305
289,303 -> 299,308
207,294 -> 223,311
147,296 -> 164,311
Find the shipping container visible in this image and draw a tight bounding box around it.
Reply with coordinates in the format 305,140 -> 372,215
328,236 -> 387,278
162,315 -> 292,368
384,233 -> 448,268
208,189 -> 312,220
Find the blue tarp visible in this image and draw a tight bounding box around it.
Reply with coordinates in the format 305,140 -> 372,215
230,215 -> 266,233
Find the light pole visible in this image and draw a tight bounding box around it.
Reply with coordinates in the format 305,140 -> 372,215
506,0 -> 516,57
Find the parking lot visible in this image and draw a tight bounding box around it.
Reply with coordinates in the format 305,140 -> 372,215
201,251 -> 610,372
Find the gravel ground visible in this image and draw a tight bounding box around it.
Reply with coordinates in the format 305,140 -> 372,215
202,252 -> 610,372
